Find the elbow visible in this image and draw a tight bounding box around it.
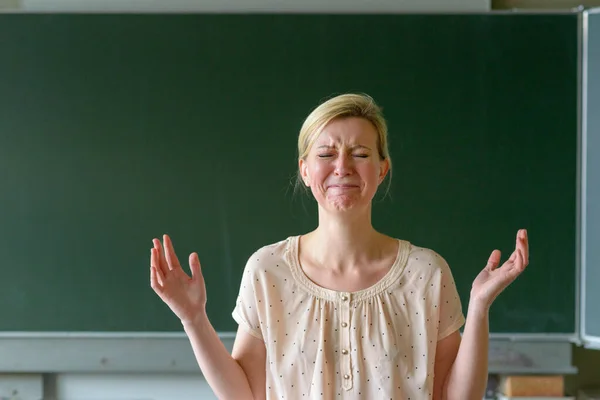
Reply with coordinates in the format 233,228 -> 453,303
443,381 -> 486,400
444,388 -> 486,400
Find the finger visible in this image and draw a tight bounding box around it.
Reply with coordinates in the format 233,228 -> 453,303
486,249 -> 502,271
163,234 -> 181,271
153,238 -> 169,274
508,249 -> 524,279
150,249 -> 166,285
515,229 -> 528,261
189,252 -> 202,279
517,248 -> 527,272
519,229 -> 529,265
150,266 -> 172,306
513,247 -> 522,268
150,247 -> 163,277
508,247 -> 518,263
150,266 -> 164,291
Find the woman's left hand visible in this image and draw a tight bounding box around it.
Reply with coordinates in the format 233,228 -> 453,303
470,229 -> 529,309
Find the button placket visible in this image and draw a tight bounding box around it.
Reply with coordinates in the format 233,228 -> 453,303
339,292 -> 352,390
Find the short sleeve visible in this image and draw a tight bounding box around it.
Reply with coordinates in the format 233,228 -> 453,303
231,259 -> 263,341
436,255 -> 466,341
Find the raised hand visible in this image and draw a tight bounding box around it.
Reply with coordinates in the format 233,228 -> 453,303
150,234 -> 207,324
470,229 -> 529,308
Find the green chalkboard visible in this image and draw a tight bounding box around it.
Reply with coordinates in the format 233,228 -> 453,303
0,13 -> 578,334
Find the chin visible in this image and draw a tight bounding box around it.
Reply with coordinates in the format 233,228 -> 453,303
323,195 -> 369,213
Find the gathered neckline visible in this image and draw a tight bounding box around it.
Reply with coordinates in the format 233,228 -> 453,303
285,235 -> 410,303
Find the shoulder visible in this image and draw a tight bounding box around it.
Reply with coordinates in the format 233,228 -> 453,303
407,243 -> 449,266
241,237 -> 294,276
402,242 -> 454,280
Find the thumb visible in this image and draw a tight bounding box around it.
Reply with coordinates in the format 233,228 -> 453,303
189,252 -> 202,279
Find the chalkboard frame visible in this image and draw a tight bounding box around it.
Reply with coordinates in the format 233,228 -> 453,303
0,9 -> 589,377
581,7 -> 600,350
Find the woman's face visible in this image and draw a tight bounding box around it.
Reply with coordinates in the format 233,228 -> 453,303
299,117 -> 389,214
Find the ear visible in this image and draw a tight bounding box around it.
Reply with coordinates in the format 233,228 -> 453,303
299,158 -> 310,186
378,158 -> 390,184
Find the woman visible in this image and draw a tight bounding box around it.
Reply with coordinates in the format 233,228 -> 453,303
150,93 -> 529,400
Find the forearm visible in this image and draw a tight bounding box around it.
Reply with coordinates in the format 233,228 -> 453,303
444,299 -> 490,400
182,313 -> 254,400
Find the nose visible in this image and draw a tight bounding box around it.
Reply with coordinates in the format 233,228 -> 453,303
334,153 -> 354,176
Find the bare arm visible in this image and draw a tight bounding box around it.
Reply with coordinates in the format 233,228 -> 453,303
182,315 -> 263,400
440,229 -> 529,400
231,326 -> 267,400
437,303 -> 489,400
150,235 -> 265,400
432,330 -> 461,400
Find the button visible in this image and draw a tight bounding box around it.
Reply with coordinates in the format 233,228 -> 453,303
341,295 -> 348,301
344,374 -> 350,379
341,322 -> 348,328
341,349 -> 348,355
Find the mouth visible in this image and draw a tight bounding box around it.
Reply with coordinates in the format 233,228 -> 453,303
328,184 -> 359,189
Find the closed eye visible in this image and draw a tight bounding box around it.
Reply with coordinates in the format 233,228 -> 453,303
317,153 -> 369,158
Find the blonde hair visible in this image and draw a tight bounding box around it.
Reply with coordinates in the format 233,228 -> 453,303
296,93 -> 392,195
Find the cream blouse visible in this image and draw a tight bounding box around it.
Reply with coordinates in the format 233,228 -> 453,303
232,236 -> 465,400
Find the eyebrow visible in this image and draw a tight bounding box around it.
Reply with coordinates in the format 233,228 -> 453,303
317,144 -> 372,150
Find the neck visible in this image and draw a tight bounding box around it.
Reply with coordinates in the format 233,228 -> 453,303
306,205 -> 383,271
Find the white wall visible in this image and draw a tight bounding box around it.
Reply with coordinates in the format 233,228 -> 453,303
0,374 -> 42,400
54,373 -> 216,400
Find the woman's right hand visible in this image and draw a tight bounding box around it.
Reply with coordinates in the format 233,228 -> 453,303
150,234 -> 207,324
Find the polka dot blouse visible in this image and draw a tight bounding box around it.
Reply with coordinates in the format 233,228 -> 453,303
232,236 -> 465,399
